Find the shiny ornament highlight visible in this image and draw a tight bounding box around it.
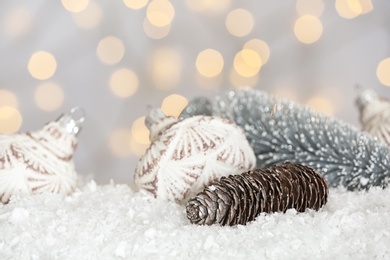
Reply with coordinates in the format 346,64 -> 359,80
134,108 -> 256,203
0,107 -> 85,203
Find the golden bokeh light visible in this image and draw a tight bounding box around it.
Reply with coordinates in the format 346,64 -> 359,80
0,90 -> 18,108
233,49 -> 262,78
294,15 -> 323,44
196,49 -> 224,78
0,106 -> 23,134
61,0 -> 90,13
123,0 -> 149,9
359,0 -> 373,14
3,6 -> 32,37
109,68 -> 139,98
335,0 -> 362,19
96,36 -> 125,65
28,51 -> 57,80
243,39 -> 270,65
307,96 -> 334,116
241,49 -> 262,68
131,117 -> 150,145
72,1 -> 103,29
161,94 -> 189,118
186,0 -> 231,13
296,0 -> 325,17
108,128 -> 133,157
34,82 -> 64,111
143,17 -> 171,39
229,67 -> 259,89
150,48 -> 181,90
225,8 -> 254,37
377,57 -> 390,87
146,0 -> 175,27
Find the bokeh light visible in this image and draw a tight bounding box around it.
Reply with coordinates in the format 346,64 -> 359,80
28,51 -> 57,80
123,0 -> 149,9
243,39 -> 270,65
294,15 -> 323,44
196,49 -> 224,78
0,106 -> 23,134
146,0 -> 175,27
108,128 -> 133,157
109,68 -> 139,98
335,0 -> 362,19
359,0 -> 373,14
296,0 -> 325,17
229,67 -> 259,88
307,96 -> 334,115
96,36 -> 125,65
61,0 -> 90,13
161,94 -> 189,118
131,117 -> 150,145
377,57 -> 390,87
0,90 -> 18,108
143,17 -> 171,39
34,82 -> 64,111
150,48 -> 181,90
226,8 -> 254,37
233,49 -> 262,78
186,0 -> 231,13
3,6 -> 32,37
72,1 -> 103,29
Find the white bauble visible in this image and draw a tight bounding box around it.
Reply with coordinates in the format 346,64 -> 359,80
134,109 -> 256,204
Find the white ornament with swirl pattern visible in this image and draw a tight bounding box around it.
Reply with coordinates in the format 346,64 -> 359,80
0,107 -> 85,203
134,108 -> 256,204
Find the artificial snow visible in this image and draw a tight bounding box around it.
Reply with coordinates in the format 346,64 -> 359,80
1,181 -> 390,259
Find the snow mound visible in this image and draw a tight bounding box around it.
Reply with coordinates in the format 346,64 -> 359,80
1,181 -> 389,259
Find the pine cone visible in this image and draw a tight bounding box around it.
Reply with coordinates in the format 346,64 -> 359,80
186,162 -> 328,226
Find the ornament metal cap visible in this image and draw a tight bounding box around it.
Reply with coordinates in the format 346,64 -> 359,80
355,86 -> 379,112
145,108 -> 176,143
56,106 -> 86,136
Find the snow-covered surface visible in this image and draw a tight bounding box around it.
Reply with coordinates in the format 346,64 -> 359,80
1,181 -> 389,259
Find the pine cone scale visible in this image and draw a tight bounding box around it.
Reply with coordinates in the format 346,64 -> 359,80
239,173 -> 258,223
220,177 -> 242,225
243,174 -> 262,217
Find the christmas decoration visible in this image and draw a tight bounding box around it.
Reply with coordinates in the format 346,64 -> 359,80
134,108 -> 256,204
180,89 -> 390,191
186,162 -> 328,226
0,107 -> 85,204
355,88 -> 390,145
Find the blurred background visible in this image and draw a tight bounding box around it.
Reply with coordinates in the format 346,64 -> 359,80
0,0 -> 389,184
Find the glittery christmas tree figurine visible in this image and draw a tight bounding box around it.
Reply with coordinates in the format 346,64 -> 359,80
0,107 -> 85,203
180,89 -> 390,191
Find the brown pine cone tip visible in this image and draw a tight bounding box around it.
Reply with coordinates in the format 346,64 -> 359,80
186,162 -> 329,226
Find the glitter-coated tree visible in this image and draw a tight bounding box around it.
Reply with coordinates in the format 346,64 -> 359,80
180,89 -> 390,191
